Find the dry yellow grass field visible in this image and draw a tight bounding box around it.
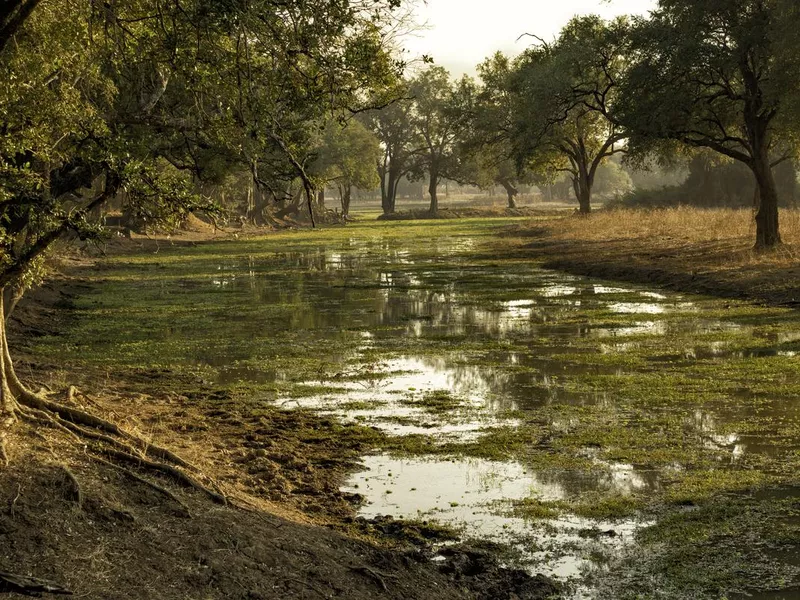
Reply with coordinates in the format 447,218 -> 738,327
523,207 -> 800,304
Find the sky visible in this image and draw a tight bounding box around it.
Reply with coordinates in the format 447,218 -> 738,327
400,0 -> 657,77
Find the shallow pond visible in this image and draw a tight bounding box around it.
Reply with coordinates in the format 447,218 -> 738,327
43,220 -> 800,599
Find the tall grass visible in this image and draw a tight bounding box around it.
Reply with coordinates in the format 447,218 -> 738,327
548,206 -> 800,266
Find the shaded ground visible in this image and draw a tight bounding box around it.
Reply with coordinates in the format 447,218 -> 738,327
377,207 -> 564,221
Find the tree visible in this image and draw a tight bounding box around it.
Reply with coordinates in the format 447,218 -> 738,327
462,53 -> 531,209
363,95 -> 423,215
409,67 -> 475,215
510,17 -> 629,213
619,0 -> 800,248
314,120 -> 381,217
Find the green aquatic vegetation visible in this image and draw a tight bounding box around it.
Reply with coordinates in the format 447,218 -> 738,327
570,493 -> 646,521
401,389 -> 463,414
594,495 -> 800,599
510,497 -> 565,520
662,469 -> 774,504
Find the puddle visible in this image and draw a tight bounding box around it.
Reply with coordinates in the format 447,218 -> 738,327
343,454 -> 650,582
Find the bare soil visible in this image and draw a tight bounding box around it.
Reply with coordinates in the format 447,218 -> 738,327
0,229 -> 560,599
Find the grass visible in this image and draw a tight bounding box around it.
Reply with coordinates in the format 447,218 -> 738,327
554,206 -> 800,246
531,207 -> 800,281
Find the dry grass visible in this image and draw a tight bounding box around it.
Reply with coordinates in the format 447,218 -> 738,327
522,207 -> 800,304
549,207 -> 800,267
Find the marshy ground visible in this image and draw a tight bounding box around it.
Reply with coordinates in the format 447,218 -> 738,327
7,212 -> 800,599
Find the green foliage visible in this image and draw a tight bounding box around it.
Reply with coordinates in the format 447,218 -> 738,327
407,66 -> 476,211
314,120 -> 381,193
0,0 -> 407,296
508,16 -> 630,211
458,53 -> 532,205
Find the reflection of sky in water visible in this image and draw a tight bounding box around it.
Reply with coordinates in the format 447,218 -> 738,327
343,455 -> 652,581
289,355 -> 518,438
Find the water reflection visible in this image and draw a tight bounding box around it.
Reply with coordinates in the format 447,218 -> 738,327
343,454 -> 652,580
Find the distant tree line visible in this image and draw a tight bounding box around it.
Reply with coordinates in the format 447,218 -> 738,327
359,0 -> 800,250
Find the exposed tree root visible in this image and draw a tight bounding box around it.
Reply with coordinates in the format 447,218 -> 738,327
16,383 -> 196,470
93,456 -> 191,517
2,308 -> 227,509
57,464 -> 83,508
92,447 -> 226,505
18,406 -> 83,443
13,385 -> 227,506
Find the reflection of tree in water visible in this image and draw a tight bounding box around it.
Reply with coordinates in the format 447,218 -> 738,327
688,404 -> 800,460
528,462 -> 661,500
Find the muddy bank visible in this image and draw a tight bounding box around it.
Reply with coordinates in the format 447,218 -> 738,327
514,220 -> 800,307
0,444 -> 558,600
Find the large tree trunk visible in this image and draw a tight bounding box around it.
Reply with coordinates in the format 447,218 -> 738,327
499,180 -> 518,209
428,171 -> 439,215
383,169 -> 397,215
571,176 -> 592,214
390,172 -> 403,213
379,167 -> 390,214
577,183 -> 592,214
751,151 -> 781,248
0,294 -> 18,423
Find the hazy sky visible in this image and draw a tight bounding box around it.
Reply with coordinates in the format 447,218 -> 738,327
401,0 -> 657,77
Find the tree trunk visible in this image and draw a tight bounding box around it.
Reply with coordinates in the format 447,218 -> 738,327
572,170 -> 592,214
751,151 -> 781,249
499,180 -> 518,209
379,167 -> 390,214
341,185 -> 351,217
0,294 -> 17,420
577,184 -> 592,214
317,189 -> 325,210
383,170 -> 397,215
428,171 -> 439,215
390,172 -> 403,213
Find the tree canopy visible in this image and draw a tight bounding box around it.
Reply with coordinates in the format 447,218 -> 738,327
618,0 -> 800,247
